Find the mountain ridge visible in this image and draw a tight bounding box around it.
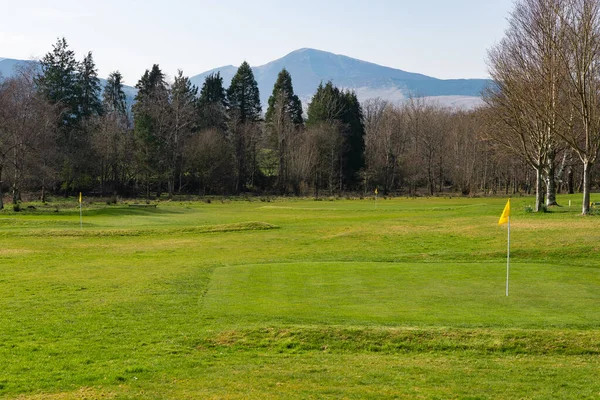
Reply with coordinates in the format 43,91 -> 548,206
1,49 -> 490,109
189,48 -> 489,109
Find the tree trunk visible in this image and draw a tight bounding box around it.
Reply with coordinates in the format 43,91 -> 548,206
567,167 -> 574,194
545,159 -> 558,206
0,164 -> 3,210
146,171 -> 150,200
40,179 -> 46,203
582,161 -> 592,215
278,135 -> 286,194
535,167 -> 545,212
427,155 -> 434,196
167,175 -> 174,200
100,159 -> 105,197
339,153 -> 343,195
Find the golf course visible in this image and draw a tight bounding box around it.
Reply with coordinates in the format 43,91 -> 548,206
1,195 -> 599,399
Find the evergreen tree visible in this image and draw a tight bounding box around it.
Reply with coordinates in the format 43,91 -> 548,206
135,64 -> 169,100
227,61 -> 261,123
307,81 -> 365,189
226,62 -> 262,192
340,91 -> 365,186
103,71 -> 127,117
307,82 -> 345,125
265,68 -> 303,125
35,38 -> 98,194
132,64 -> 171,198
197,72 -> 228,131
199,72 -> 227,105
265,69 -> 304,193
35,37 -> 81,130
168,70 -> 198,197
78,51 -> 103,118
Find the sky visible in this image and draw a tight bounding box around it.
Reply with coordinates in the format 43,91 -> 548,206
1,0 -> 515,85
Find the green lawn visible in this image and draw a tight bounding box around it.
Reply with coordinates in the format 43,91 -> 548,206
0,195 -> 599,399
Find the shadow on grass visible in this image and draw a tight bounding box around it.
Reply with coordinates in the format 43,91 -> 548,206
85,206 -> 186,217
0,221 -> 279,238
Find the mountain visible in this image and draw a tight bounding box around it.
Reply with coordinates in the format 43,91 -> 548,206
0,58 -> 137,103
2,49 -> 490,110
190,48 -> 490,109
0,58 -> 32,78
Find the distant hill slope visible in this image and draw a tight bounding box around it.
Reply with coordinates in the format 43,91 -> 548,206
0,58 -> 137,103
190,48 -> 490,109
0,58 -> 32,78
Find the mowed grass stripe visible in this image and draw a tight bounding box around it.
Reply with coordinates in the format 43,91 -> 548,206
203,262 -> 600,328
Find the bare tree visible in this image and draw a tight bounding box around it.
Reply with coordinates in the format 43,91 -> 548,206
485,0 -> 569,211
184,129 -> 233,195
303,121 -> 343,197
90,111 -> 134,196
287,129 -> 316,195
168,70 -> 197,197
559,0 -> 600,214
0,67 -> 57,207
364,99 -> 411,194
447,110 -> 489,195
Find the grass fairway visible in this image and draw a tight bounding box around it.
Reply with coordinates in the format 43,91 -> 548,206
0,196 -> 599,399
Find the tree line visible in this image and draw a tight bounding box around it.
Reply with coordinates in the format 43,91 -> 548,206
1,0 -> 599,215
485,0 -> 600,215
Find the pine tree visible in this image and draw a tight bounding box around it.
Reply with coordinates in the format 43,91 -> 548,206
265,68 -> 303,125
199,72 -> 227,105
340,91 -> 365,187
265,69 -> 304,193
197,72 -> 228,131
307,82 -> 345,125
226,62 -> 262,192
35,37 -> 81,130
78,51 -> 103,118
227,61 -> 261,123
307,81 -> 365,190
132,64 -> 171,198
35,38 -> 97,195
135,64 -> 168,100
103,71 -> 127,117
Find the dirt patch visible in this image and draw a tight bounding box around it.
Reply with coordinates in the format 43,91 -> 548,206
0,249 -> 33,256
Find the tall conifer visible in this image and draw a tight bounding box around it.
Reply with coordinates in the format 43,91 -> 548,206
198,72 -> 228,131
78,51 -> 103,118
103,71 -> 127,117
227,61 -> 261,123
265,68 -> 303,125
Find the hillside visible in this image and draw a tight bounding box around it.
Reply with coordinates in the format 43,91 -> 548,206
190,48 -> 489,109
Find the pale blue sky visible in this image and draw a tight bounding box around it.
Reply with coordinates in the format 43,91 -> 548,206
2,0 -> 514,84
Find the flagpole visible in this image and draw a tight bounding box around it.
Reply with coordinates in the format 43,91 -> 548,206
506,216 -> 510,297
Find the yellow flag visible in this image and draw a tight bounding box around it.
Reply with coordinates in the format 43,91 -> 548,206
375,188 -> 378,195
79,192 -> 82,204
498,199 -> 510,225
